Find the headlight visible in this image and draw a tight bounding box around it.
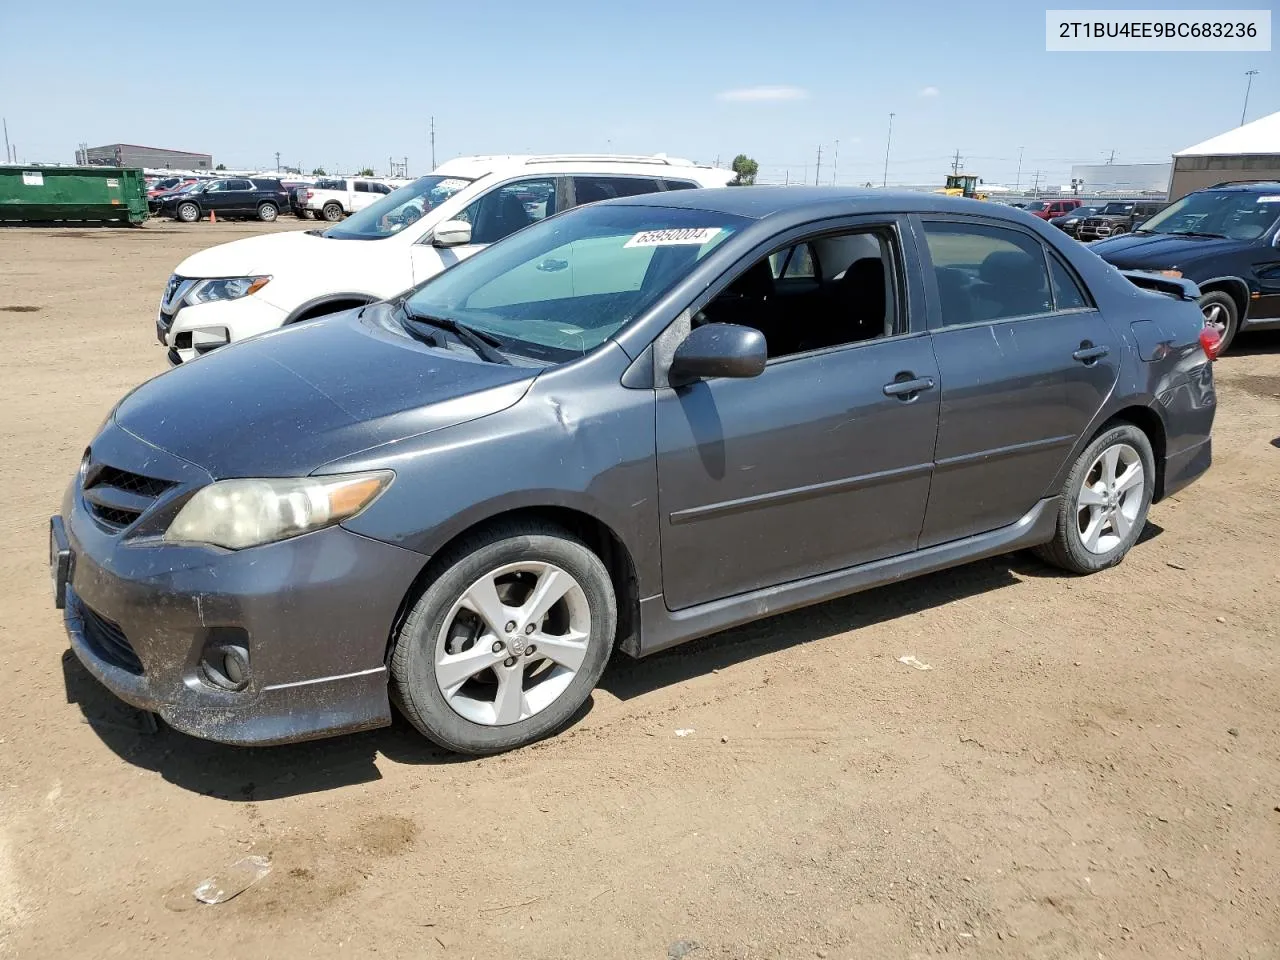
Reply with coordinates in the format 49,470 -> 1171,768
185,276 -> 271,305
164,471 -> 393,550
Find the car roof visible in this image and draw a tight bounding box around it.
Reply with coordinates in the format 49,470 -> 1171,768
595,186 -> 1016,221
433,153 -> 735,186
1203,180 -> 1280,192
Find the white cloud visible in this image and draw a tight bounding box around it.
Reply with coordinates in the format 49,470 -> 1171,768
716,86 -> 809,103
918,86 -> 940,98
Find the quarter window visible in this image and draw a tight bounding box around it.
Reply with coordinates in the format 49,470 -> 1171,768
922,222 -> 1054,327
1048,255 -> 1090,311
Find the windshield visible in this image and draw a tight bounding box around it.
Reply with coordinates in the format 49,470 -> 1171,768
1100,202 -> 1135,215
403,204 -> 750,362
322,174 -> 474,240
1139,190 -> 1280,240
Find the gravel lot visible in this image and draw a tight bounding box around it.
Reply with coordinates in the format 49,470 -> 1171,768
1,220 -> 1277,959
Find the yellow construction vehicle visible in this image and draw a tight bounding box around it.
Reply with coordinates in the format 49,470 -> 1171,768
938,173 -> 987,200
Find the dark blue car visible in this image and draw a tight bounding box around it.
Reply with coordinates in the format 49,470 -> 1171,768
1091,181 -> 1280,352
51,188 -> 1217,754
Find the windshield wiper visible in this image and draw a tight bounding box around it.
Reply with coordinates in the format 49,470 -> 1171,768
1169,230 -> 1226,239
399,307 -> 510,364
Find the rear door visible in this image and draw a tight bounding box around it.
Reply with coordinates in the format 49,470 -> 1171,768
222,179 -> 256,215
353,180 -> 377,212
916,216 -> 1120,546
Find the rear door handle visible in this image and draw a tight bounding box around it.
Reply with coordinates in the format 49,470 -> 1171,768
1072,344 -> 1110,364
883,376 -> 935,398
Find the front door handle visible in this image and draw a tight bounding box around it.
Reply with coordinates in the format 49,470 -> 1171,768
883,375 -> 936,398
1073,343 -> 1110,364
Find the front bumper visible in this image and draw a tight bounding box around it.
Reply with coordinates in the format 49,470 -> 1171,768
158,295 -> 289,365
55,430 -> 427,745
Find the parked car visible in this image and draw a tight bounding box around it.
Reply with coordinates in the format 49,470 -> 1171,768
1077,200 -> 1167,241
154,178 -> 291,224
303,177 -> 396,221
1050,203 -> 1107,238
147,176 -> 199,199
155,154 -> 736,363
1023,198 -> 1082,221
54,187 -> 1216,753
147,180 -> 205,214
1090,181 -> 1280,352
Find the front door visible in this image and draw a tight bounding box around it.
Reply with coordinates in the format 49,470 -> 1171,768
654,220 -> 940,611
916,217 -> 1120,547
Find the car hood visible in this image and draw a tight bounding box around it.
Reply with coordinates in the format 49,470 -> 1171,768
173,229 -> 377,279
1089,232 -> 1255,269
113,305 -> 537,478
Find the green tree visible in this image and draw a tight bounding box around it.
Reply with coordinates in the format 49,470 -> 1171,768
357,167 -> 375,177
214,163 -> 226,171
730,154 -> 758,186
311,167 -> 326,176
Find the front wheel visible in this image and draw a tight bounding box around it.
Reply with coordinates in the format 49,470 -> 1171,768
1198,290 -> 1239,355
257,202 -> 278,222
390,522 -> 617,754
1109,225 -> 1128,236
322,202 -> 343,222
1035,424 -> 1155,574
176,202 -> 200,223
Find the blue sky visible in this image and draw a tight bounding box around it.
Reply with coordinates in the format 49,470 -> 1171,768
0,0 -> 1272,187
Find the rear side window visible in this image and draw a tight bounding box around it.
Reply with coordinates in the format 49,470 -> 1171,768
1048,255 -> 1090,311
355,182 -> 371,193
315,179 -> 346,190
663,179 -> 699,190
573,177 -> 662,204
922,221 -> 1054,327
226,179 -> 253,191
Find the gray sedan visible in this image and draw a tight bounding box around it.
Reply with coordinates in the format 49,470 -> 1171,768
52,188 -> 1217,754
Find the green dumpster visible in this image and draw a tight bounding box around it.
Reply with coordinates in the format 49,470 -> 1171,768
0,165 -> 148,225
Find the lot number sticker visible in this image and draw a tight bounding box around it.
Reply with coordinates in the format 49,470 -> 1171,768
22,171 -> 43,186
625,227 -> 722,248
1257,195 -> 1280,203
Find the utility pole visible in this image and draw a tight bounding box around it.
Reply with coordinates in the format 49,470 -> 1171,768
815,145 -> 822,186
1015,146 -> 1024,192
1107,149 -> 1115,164
832,139 -> 839,185
882,112 -> 894,187
429,116 -> 436,170
951,148 -> 962,175
784,169 -> 789,186
715,154 -> 720,168
274,151 -> 281,172
3,119 -> 9,165
1241,69 -> 1259,125
1031,169 -> 1042,197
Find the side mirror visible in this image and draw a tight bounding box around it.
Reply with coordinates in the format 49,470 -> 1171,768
432,220 -> 472,247
669,323 -> 767,386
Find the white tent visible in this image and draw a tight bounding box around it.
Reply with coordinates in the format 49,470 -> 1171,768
1175,110 -> 1280,156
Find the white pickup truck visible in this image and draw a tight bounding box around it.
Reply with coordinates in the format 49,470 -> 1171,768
303,177 -> 397,221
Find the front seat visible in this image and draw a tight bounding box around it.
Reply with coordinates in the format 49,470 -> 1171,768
477,193 -> 534,243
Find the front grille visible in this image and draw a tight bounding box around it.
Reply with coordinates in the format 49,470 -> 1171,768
83,462 -> 175,530
79,601 -> 143,674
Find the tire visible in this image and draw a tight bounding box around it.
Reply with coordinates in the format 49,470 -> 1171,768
297,209 -> 313,220
1198,289 -> 1239,355
1109,224 -> 1128,236
390,521 -> 617,754
257,202 -> 278,222
322,202 -> 344,222
1034,423 -> 1155,575
176,202 -> 200,223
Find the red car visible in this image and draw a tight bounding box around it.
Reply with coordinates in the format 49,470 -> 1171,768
1023,198 -> 1082,220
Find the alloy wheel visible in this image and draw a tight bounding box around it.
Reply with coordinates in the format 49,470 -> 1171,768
433,561 -> 591,726
1202,302 -> 1229,339
1075,443 -> 1145,554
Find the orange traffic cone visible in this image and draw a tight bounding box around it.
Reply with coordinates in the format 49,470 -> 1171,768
209,209 -> 216,223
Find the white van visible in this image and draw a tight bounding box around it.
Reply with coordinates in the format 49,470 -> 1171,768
157,154 -> 735,363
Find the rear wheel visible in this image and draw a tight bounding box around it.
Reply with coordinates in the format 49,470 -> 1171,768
390,522 -> 617,755
1109,224 -> 1128,236
1198,290 -> 1239,355
176,202 -> 200,223
322,202 -> 343,222
1035,424 -> 1155,574
257,202 -> 278,222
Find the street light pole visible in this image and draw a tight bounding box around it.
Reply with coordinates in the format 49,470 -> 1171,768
1015,146 -> 1024,192
882,112 -> 894,187
1241,69 -> 1259,125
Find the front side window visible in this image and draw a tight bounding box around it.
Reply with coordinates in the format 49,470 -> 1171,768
698,228 -> 898,359
321,174 -> 473,240
1139,190 -> 1280,241
455,179 -> 557,244
923,221 -> 1053,327
403,205 -> 748,361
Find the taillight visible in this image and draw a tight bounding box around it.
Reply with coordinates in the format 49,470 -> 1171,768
305,190 -> 313,199
1199,326 -> 1221,361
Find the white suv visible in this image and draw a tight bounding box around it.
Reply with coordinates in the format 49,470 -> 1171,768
303,177 -> 397,221
156,154 -> 735,363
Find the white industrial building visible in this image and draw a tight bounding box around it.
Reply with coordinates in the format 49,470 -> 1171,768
1068,162 -> 1170,195
1169,110 -> 1280,200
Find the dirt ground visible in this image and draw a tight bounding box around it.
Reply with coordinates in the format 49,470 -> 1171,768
1,220 -> 1278,960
